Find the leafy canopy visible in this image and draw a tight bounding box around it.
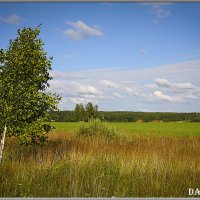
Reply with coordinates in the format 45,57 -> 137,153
74,102 -> 99,122
0,25 -> 61,145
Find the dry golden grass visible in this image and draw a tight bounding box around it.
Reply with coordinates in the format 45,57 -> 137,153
1,131 -> 200,197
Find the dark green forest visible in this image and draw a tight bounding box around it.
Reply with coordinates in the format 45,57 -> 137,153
47,110 -> 200,122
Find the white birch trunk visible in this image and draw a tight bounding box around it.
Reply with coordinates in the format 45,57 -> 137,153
0,124 -> 7,162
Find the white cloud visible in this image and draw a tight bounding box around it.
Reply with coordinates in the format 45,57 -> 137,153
125,86 -> 143,96
125,87 -> 140,96
68,97 -> 92,105
76,60 -> 200,85
142,3 -> 171,24
75,83 -> 101,95
68,97 -> 84,104
48,60 -> 200,111
48,80 -> 102,98
175,82 -> 197,90
113,92 -> 123,99
144,3 -> 171,19
153,91 -> 179,102
65,29 -> 83,40
155,78 -> 197,90
64,20 -> 104,40
151,4 -> 171,19
0,14 -> 23,25
153,78 -> 200,103
99,79 -> 119,89
155,78 -> 171,88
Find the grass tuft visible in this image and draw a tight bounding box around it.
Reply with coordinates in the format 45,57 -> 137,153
77,119 -> 118,139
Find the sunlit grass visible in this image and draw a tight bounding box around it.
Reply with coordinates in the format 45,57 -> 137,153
1,127 -> 200,197
49,121 -> 200,136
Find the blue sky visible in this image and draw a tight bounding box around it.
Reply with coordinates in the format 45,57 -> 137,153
1,3 -> 200,112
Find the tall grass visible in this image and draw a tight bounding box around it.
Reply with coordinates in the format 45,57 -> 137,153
1,128 -> 200,197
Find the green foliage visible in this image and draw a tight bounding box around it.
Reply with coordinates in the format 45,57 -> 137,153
74,103 -> 85,121
77,119 -> 117,139
0,25 -> 61,145
46,111 -> 76,122
74,102 -> 100,122
48,110 -> 200,123
102,111 -> 200,122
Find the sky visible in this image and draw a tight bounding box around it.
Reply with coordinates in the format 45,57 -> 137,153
1,2 -> 200,112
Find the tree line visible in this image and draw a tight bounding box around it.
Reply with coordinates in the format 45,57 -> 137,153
47,104 -> 200,123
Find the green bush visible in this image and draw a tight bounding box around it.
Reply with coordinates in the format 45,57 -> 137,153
77,119 -> 118,139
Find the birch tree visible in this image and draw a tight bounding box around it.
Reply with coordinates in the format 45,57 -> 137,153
85,102 -> 99,121
74,103 -> 85,121
0,26 -> 60,161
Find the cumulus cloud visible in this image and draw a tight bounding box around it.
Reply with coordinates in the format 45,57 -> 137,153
74,82 -> 101,95
155,78 -> 197,90
48,60 -> 200,111
124,86 -> 146,97
175,82 -> 197,90
68,97 -> 84,104
99,79 -> 119,89
153,91 -> 180,102
48,80 -> 102,101
155,78 -> 171,88
113,92 -> 123,99
64,20 -> 104,40
153,78 -> 200,103
68,97 -> 94,105
0,14 -> 23,25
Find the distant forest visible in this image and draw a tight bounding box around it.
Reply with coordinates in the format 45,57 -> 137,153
47,111 -> 200,122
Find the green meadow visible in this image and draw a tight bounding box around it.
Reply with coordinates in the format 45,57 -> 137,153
49,121 -> 200,136
1,121 -> 200,197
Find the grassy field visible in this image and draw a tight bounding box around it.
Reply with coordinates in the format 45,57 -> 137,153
1,121 -> 200,197
49,121 -> 200,136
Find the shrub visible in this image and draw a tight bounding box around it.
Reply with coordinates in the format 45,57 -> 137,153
77,119 -> 118,139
